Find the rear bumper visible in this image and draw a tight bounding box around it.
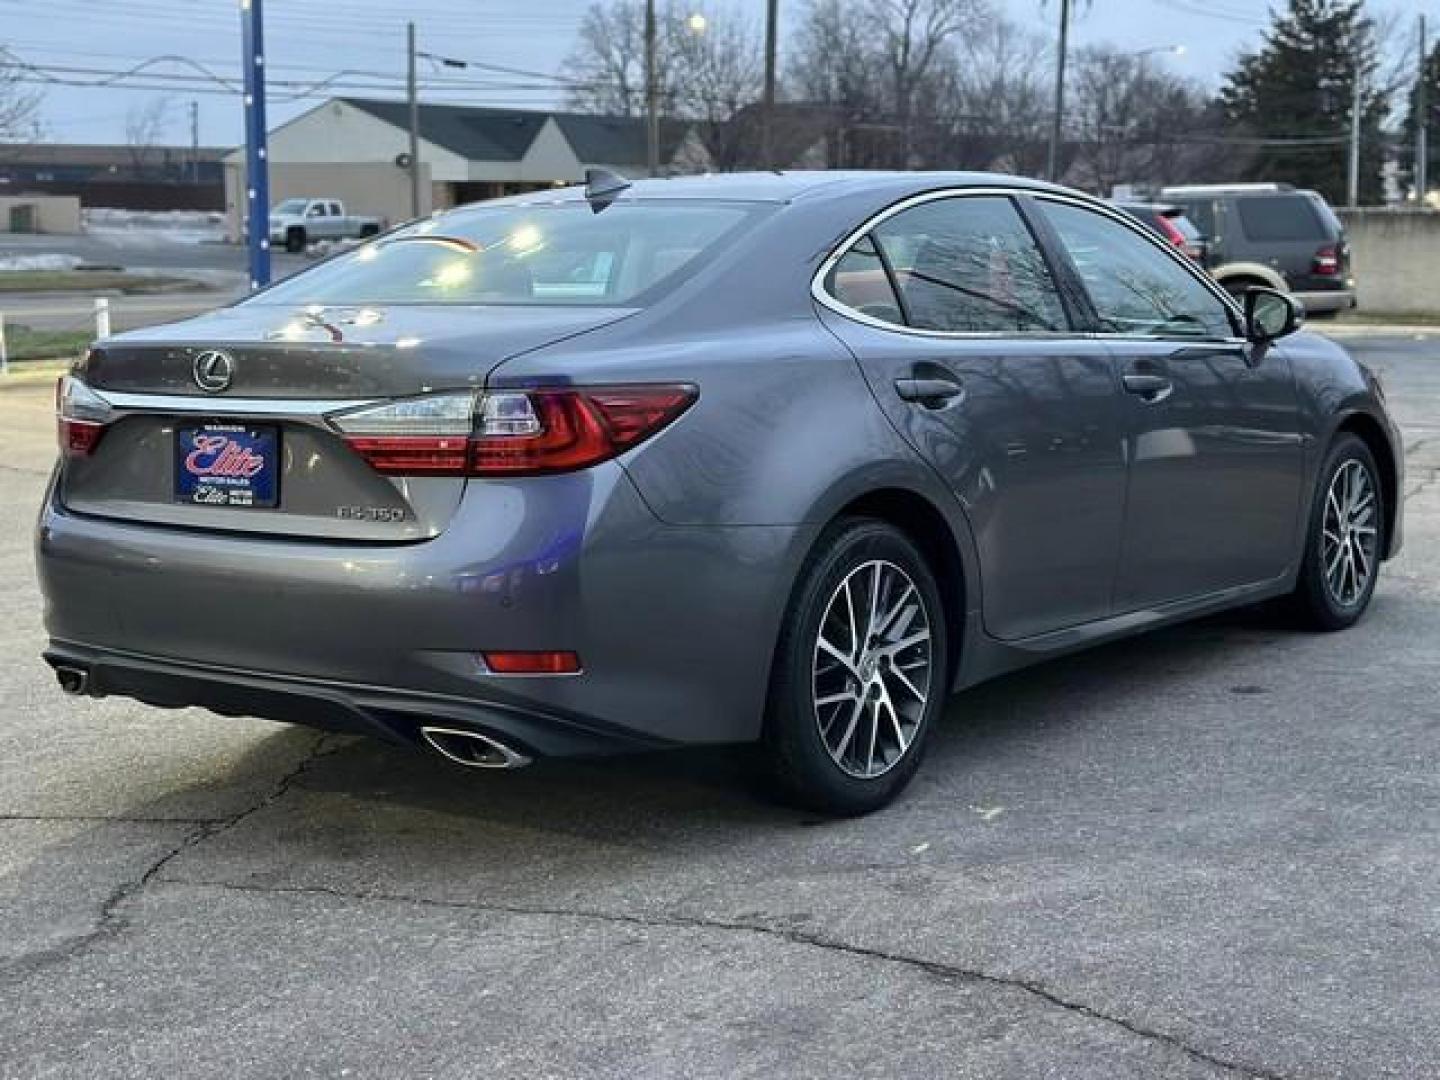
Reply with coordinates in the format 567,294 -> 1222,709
43,642 -> 660,758
36,462 -> 811,751
1295,289 -> 1357,314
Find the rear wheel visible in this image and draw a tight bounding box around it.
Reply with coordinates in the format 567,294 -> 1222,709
763,519 -> 949,816
1287,433 -> 1383,631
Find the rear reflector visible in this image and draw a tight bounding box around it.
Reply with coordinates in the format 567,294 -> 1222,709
329,385 -> 696,478
483,650 -> 582,674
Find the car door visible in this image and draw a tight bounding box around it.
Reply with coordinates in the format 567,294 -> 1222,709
815,191 -> 1129,641
1034,196 -> 1306,611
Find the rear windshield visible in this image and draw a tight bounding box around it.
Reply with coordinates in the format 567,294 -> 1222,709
1236,195 -> 1328,241
249,200 -> 763,307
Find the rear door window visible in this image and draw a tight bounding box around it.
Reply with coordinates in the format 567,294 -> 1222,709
1041,200 -> 1236,339
862,195 -> 1068,333
1235,196 -> 1326,241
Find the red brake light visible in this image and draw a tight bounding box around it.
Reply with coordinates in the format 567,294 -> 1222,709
483,650 -> 581,674
338,435 -> 470,475
1156,216 -> 1187,248
330,385 -> 696,477
1313,245 -> 1340,276
470,386 -> 695,476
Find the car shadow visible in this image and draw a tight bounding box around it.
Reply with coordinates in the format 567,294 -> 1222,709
276,603 -> 1299,836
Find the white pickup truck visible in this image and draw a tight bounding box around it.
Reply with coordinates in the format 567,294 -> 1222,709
268,198 -> 383,253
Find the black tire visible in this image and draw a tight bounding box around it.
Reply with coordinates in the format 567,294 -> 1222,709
1286,433 -> 1383,631
762,518 -> 950,816
359,222 -> 380,238
285,226 -> 307,253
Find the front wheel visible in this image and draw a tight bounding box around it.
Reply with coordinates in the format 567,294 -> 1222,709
763,519 -> 950,816
1287,433 -> 1383,631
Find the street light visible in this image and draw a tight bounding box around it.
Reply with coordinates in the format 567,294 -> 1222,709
1131,44 -> 1186,60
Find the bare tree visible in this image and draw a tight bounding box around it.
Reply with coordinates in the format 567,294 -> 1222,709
930,16 -> 1053,173
125,96 -> 173,177
789,0 -> 987,168
867,0 -> 987,165
0,53 -> 43,141
668,9 -> 763,169
1068,45 -> 1234,194
563,2 -> 649,116
563,1 -> 763,168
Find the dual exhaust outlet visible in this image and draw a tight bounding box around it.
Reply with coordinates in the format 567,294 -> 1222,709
53,665 -> 529,771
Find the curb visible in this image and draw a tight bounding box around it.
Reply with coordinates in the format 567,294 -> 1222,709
1315,325 -> 1440,338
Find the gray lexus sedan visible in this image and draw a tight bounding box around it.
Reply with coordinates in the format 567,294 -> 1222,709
38,171 -> 1403,815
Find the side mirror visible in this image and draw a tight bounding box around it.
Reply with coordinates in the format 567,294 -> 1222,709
1244,287 -> 1302,344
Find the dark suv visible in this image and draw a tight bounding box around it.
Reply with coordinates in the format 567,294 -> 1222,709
1160,184 -> 1355,317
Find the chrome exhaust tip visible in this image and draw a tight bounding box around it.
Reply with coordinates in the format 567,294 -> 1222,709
419,726 -> 532,770
55,666 -> 89,696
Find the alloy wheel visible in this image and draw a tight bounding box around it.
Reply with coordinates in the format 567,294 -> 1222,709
1321,459 -> 1379,608
812,559 -> 933,779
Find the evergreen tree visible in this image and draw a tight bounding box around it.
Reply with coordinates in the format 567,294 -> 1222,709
1399,40 -> 1440,200
1219,0 -> 1388,205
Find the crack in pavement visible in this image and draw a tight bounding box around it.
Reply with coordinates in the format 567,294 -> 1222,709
151,875 -> 1287,1080
0,814 -> 228,824
0,731 -> 339,984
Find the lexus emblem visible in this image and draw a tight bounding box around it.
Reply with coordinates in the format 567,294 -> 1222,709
193,350 -> 235,393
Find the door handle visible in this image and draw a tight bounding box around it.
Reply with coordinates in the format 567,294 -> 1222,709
894,376 -> 964,407
1121,373 -> 1173,403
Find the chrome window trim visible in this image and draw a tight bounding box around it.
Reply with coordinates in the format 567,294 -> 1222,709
811,184 -> 1247,345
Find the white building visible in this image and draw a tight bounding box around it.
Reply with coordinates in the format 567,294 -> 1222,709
223,97 -> 708,239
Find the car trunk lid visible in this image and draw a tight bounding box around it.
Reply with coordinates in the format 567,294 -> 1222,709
61,303 -> 636,541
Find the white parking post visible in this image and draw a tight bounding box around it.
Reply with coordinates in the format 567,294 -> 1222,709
94,297 -> 112,339
0,312 -> 8,376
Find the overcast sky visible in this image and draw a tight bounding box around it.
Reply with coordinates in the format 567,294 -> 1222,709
2,0 -> 1433,147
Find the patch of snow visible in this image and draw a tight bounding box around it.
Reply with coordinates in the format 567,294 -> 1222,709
0,253 -> 84,272
83,208 -> 226,246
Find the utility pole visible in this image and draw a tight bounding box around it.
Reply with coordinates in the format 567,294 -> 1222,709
1347,38 -> 1363,207
189,100 -> 199,184
1418,14 -> 1429,204
407,21 -> 422,217
239,0 -> 270,289
1045,0 -> 1071,183
644,0 -> 659,176
762,0 -> 778,169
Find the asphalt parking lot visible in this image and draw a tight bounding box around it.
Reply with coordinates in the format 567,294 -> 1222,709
2,332 -> 1437,1079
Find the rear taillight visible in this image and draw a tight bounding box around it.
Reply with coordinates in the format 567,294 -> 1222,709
329,385 -> 696,477
1156,216 -> 1187,249
56,375 -> 112,458
1313,245 -> 1340,276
